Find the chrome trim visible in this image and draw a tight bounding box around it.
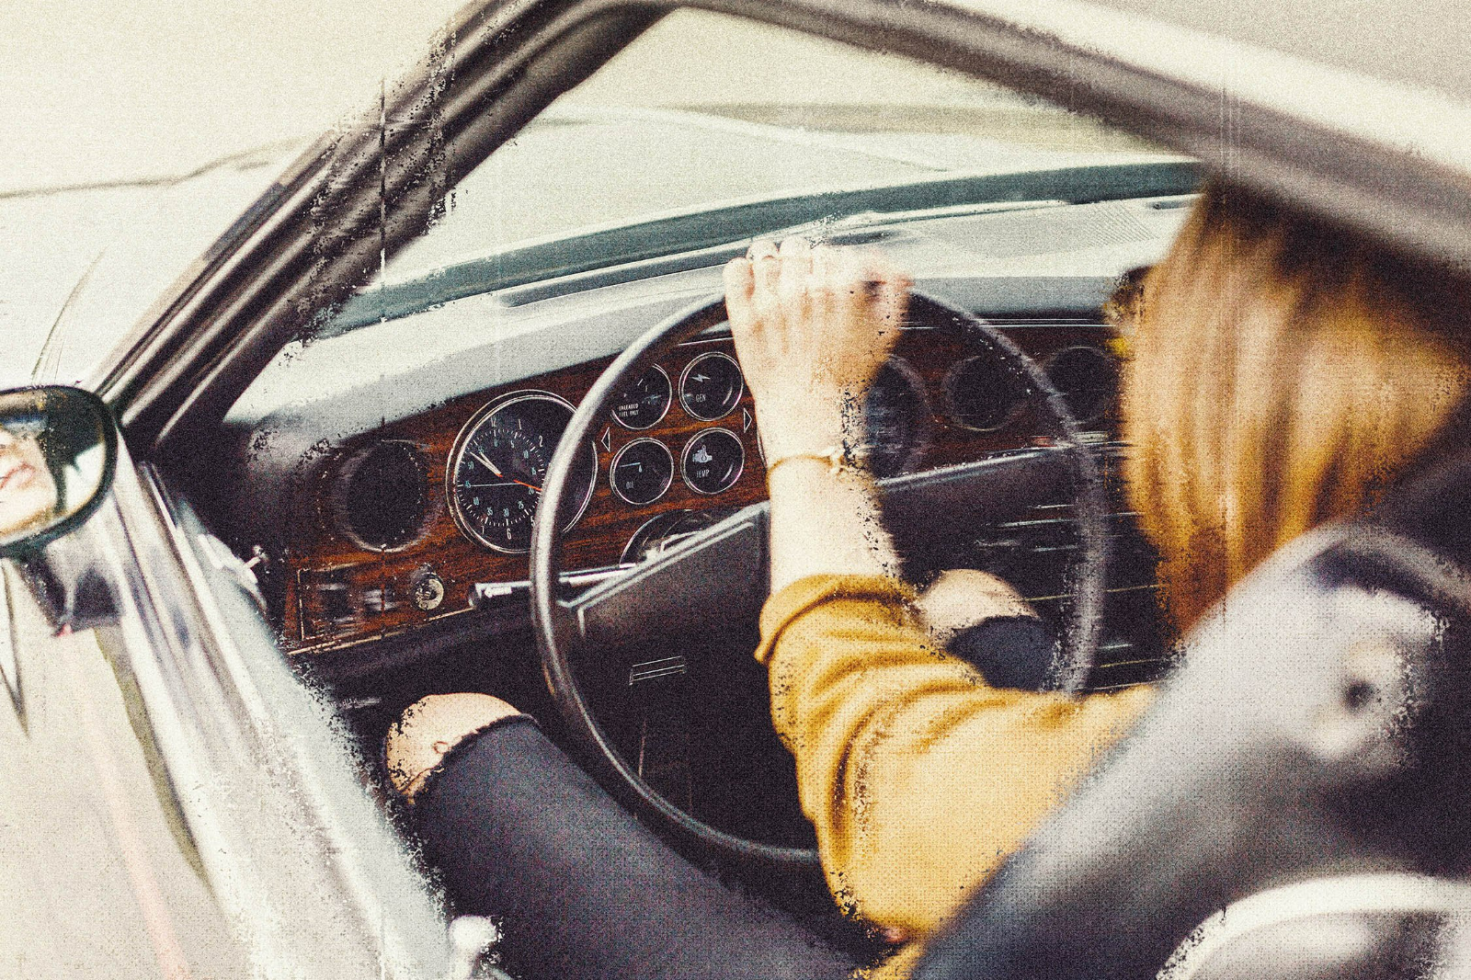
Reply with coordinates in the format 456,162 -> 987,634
1160,873 -> 1471,980
629,656 -> 688,685
678,351 -> 744,422
470,564 -> 635,608
610,363 -> 672,431
445,390 -> 597,554
680,427 -> 745,496
608,437 -> 675,506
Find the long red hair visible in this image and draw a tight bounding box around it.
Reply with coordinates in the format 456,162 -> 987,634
1120,185 -> 1471,631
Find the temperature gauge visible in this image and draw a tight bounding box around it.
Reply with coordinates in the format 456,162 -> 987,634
682,428 -> 745,495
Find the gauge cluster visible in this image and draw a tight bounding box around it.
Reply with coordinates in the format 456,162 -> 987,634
282,324 -> 1123,653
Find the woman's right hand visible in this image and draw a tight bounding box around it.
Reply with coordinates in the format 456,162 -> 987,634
723,238 -> 910,462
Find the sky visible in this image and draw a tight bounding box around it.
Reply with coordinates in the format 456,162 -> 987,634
0,1 -> 1041,387
0,0 -> 1022,197
0,0 -> 468,194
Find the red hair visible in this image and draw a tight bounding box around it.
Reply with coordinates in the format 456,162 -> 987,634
1120,185 -> 1471,631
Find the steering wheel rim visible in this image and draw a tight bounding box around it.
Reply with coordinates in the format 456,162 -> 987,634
531,290 -> 1109,867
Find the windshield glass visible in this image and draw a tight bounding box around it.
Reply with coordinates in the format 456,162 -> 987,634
237,9 -> 1189,416
383,9 -> 1174,284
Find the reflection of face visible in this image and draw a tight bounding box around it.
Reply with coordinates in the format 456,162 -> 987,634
0,426 -> 58,537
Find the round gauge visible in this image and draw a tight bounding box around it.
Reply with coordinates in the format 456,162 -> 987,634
447,392 -> 597,554
679,352 -> 744,421
333,441 -> 430,551
609,438 -> 674,505
621,509 -> 718,564
857,358 -> 931,478
682,428 -> 745,495
611,365 -> 672,430
1044,345 -> 1118,425
945,355 -> 1032,432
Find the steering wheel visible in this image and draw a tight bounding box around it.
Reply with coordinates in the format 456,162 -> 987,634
530,290 -> 1109,866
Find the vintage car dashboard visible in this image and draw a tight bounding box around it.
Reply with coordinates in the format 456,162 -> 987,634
281,321 -> 1128,653
240,313 -> 1156,680
216,196 -> 1190,689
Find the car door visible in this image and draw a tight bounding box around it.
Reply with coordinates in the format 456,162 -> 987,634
1,414 -> 459,977
0,550 -> 250,979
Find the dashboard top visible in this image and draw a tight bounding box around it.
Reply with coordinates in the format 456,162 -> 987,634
226,196 -> 1189,437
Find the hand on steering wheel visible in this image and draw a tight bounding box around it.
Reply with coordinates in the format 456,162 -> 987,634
531,264 -> 1108,865
724,238 -> 910,462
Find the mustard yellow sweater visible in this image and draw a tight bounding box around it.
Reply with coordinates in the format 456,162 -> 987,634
754,575 -> 1153,977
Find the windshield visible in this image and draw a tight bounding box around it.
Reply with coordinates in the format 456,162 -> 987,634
383,9 -> 1174,285
236,9 -> 1190,415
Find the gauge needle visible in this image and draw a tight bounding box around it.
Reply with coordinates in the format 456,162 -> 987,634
469,449 -> 541,492
469,449 -> 504,476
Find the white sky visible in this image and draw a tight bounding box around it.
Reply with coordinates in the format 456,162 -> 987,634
0,0 -> 468,194
0,2 -> 1023,197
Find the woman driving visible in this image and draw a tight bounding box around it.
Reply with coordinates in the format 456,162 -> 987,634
385,182 -> 1471,979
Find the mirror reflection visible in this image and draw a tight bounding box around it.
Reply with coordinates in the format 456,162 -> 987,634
0,387 -> 113,552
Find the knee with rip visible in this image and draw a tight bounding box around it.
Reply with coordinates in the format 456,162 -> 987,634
386,693 -> 521,802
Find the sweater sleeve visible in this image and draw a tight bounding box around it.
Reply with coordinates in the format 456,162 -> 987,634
754,574 -> 1153,939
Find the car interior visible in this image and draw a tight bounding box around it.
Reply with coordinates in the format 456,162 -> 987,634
162,6 -> 1206,963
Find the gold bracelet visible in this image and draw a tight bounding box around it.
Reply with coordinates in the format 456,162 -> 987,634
764,446 -> 865,485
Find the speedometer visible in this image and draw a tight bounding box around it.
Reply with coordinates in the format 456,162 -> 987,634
447,392 -> 597,553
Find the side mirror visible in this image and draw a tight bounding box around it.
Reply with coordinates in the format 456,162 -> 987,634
0,387 -> 117,557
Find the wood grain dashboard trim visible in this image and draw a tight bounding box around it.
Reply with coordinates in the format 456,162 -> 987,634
279,322 -> 1119,654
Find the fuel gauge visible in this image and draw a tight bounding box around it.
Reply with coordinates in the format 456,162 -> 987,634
611,365 -> 673,430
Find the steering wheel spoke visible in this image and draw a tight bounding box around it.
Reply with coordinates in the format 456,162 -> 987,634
566,505 -> 768,653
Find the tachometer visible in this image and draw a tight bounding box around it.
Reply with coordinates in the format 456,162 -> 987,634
858,358 -> 931,478
1044,345 -> 1118,426
447,392 -> 597,553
